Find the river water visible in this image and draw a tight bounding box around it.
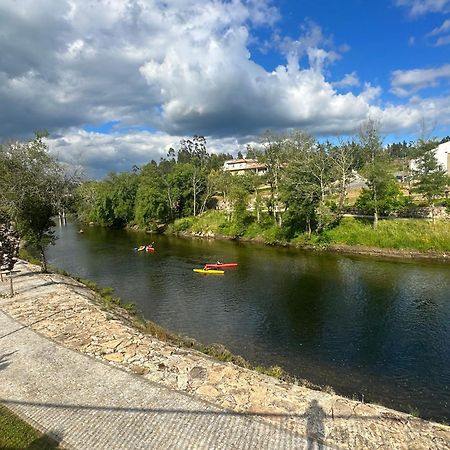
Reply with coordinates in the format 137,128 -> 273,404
47,222 -> 450,422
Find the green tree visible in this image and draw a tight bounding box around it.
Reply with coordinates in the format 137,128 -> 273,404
330,140 -> 356,214
134,163 -> 170,229
358,119 -> 391,229
281,132 -> 331,236
177,136 -> 208,216
260,132 -> 288,227
413,143 -> 448,223
92,173 -> 139,227
0,134 -> 75,272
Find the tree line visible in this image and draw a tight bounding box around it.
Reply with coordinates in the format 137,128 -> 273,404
1,123 -> 448,273
75,122 -> 449,237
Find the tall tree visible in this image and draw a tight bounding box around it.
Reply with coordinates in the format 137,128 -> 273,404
330,140 -> 356,214
178,136 -> 208,216
413,143 -> 448,223
358,119 -> 388,229
260,132 -> 287,227
0,134 -> 75,272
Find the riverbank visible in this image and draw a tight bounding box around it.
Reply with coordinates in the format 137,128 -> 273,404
1,261 -> 449,449
167,212 -> 450,261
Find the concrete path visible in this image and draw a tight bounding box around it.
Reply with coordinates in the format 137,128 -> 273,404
0,310 -> 320,450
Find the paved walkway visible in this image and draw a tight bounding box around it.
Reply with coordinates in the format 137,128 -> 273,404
0,310 -> 320,450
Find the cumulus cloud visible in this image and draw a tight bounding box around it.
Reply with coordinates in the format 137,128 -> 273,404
1,0 -> 450,176
391,64 -> 450,96
47,130 -> 245,179
333,72 -> 360,88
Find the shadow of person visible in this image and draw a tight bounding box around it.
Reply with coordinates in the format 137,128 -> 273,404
305,399 -> 326,450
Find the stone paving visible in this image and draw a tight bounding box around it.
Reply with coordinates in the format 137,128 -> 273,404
0,310 -> 314,449
0,261 -> 449,449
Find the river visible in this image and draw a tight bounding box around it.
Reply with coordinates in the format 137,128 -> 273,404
47,222 -> 450,422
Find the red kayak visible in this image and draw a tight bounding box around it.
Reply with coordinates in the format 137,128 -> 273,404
204,263 -> 238,269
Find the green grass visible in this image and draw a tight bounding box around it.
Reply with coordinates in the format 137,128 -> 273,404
170,210 -> 289,244
321,217 -> 450,252
0,404 -> 62,449
171,212 -> 450,253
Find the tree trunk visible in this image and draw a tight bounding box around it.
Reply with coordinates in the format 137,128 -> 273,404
373,186 -> 378,230
40,247 -> 48,273
9,271 -> 14,296
193,177 -> 197,217
373,208 -> 379,229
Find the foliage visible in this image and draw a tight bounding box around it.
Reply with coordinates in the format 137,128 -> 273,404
358,120 -> 396,228
69,128 -> 449,250
0,134 -> 76,271
413,143 -> 448,222
355,176 -> 407,216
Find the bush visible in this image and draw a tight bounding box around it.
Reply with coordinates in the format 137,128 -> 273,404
172,217 -> 194,232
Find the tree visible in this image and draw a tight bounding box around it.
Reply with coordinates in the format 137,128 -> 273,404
134,163 -> 170,228
329,140 -> 356,214
281,132 -> 332,236
358,119 -> 388,229
0,134 -> 75,272
177,136 -> 208,216
260,132 -> 288,227
0,222 -> 19,295
413,144 -> 448,223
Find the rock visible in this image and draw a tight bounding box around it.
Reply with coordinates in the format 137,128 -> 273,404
104,352 -> 124,363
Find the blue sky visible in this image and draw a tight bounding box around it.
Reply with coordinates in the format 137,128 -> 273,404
1,0 -> 450,177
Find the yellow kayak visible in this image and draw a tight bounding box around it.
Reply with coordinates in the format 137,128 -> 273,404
193,268 -> 224,275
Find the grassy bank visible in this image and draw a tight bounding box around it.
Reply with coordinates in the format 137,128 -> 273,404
168,211 -> 450,254
0,404 -> 61,449
319,217 -> 450,252
167,210 -> 287,244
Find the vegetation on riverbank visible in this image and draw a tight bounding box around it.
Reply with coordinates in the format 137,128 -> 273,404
168,210 -> 450,254
69,126 -> 448,258
319,217 -> 450,252
0,404 -> 61,449
2,126 -> 449,270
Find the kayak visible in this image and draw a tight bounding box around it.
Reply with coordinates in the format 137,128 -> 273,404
204,263 -> 238,269
137,245 -> 146,251
193,268 -> 224,275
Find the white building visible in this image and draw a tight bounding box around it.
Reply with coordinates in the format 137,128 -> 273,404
410,141 -> 450,175
223,158 -> 267,175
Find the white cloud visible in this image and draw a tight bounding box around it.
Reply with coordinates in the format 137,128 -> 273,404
427,18 -> 450,45
47,130 -> 244,179
1,0 -> 450,176
333,72 -> 360,88
395,0 -> 450,16
428,18 -> 450,34
391,64 -> 450,96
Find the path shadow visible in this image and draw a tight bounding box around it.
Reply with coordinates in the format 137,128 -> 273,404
0,351 -> 17,371
25,431 -> 63,449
